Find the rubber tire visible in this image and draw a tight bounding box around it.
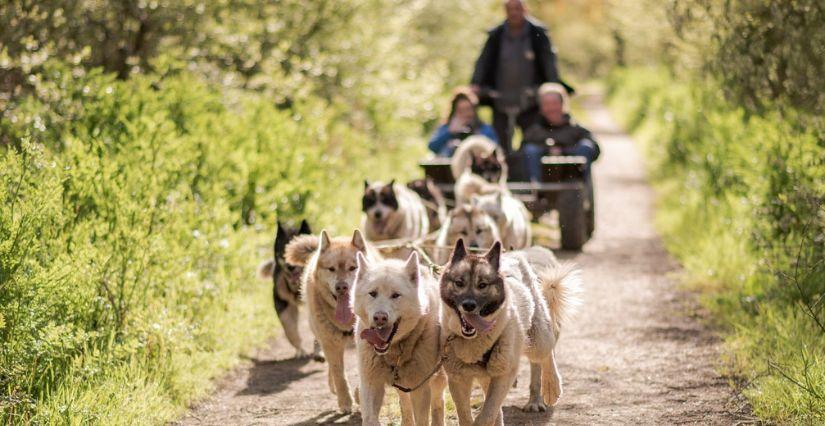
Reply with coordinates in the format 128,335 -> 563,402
558,189 -> 587,250
585,180 -> 595,237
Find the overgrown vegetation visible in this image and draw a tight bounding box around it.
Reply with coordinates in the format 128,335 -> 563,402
540,0 -> 825,421
0,1 -> 498,423
606,64 -> 823,425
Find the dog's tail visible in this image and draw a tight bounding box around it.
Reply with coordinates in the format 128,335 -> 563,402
533,253 -> 582,334
285,234 -> 319,266
450,135 -> 498,179
257,259 -> 275,280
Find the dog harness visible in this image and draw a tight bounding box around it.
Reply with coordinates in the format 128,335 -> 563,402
388,325 -> 456,393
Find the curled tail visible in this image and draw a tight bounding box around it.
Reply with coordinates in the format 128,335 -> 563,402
536,262 -> 582,334
257,259 -> 275,280
450,135 -> 500,179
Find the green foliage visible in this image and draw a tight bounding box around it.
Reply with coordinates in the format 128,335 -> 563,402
1,1 -> 498,137
607,67 -> 825,423
0,61 -> 426,423
669,0 -> 825,114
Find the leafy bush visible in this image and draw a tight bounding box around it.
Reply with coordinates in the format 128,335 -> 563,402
607,67 -> 824,422
0,62 -> 423,423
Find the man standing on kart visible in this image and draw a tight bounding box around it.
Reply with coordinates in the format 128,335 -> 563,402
470,0 -> 574,153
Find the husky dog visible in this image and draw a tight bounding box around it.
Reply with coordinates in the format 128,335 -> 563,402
257,220 -> 323,360
453,172 -> 504,206
434,204 -> 500,265
407,178 -> 447,233
362,180 -> 430,244
471,192 -> 532,251
439,240 -> 580,425
450,136 -> 508,184
353,252 -> 447,426
285,229 -> 380,413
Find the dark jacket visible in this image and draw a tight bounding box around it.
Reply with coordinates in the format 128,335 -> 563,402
523,115 -> 600,159
471,18 -> 574,99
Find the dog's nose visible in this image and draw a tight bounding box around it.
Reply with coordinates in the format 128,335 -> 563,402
461,300 -> 477,312
469,241 -> 479,249
335,281 -> 349,295
374,211 -> 383,219
373,311 -> 388,327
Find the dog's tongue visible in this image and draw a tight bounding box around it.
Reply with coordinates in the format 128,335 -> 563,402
463,313 -> 495,332
360,327 -> 391,347
334,293 -> 353,325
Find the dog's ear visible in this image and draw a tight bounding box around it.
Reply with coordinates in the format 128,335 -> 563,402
355,251 -> 370,278
274,221 -> 288,254
386,179 -> 396,192
450,238 -> 467,266
485,241 -> 502,271
404,251 -> 419,284
319,230 -> 331,253
352,229 -> 367,252
285,234 -> 320,266
364,180 -> 370,189
299,219 -> 311,235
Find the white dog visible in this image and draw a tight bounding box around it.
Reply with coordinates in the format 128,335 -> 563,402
353,252 -> 447,425
472,191 -> 532,251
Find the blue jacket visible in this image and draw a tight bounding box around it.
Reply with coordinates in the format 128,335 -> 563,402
427,123 -> 499,155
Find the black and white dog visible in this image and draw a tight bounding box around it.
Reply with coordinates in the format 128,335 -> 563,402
258,220 -> 323,360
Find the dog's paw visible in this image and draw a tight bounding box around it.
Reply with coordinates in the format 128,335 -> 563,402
312,352 -> 326,363
522,400 -> 548,413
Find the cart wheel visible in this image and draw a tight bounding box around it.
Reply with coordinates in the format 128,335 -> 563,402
558,189 -> 587,250
585,179 -> 595,237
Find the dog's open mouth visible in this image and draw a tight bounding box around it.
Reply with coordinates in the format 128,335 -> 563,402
458,313 -> 495,338
359,320 -> 399,354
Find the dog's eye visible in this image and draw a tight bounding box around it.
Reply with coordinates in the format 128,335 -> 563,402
327,267 -> 336,272
369,290 -> 377,298
454,279 -> 465,288
478,282 -> 488,289
459,229 -> 468,236
475,228 -> 482,235
348,266 -> 357,271
391,292 -> 401,299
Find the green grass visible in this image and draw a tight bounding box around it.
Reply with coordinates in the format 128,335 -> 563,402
606,67 -> 825,423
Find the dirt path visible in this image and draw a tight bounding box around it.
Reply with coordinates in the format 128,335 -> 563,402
176,93 -> 750,425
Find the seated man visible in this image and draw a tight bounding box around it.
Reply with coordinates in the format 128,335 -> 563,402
521,83 -> 599,182
428,87 -> 498,157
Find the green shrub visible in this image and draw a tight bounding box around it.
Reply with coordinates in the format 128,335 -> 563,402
607,67 -> 824,423
0,62 -> 423,423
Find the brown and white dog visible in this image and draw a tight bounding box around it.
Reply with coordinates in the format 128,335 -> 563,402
362,180 -> 429,242
450,135 -> 508,184
433,204 -> 500,265
439,240 -> 580,425
451,136 -> 508,206
353,252 -> 447,426
257,220 -> 323,360
285,229 -> 381,413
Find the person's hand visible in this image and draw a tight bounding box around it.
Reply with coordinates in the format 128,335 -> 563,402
448,117 -> 467,133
